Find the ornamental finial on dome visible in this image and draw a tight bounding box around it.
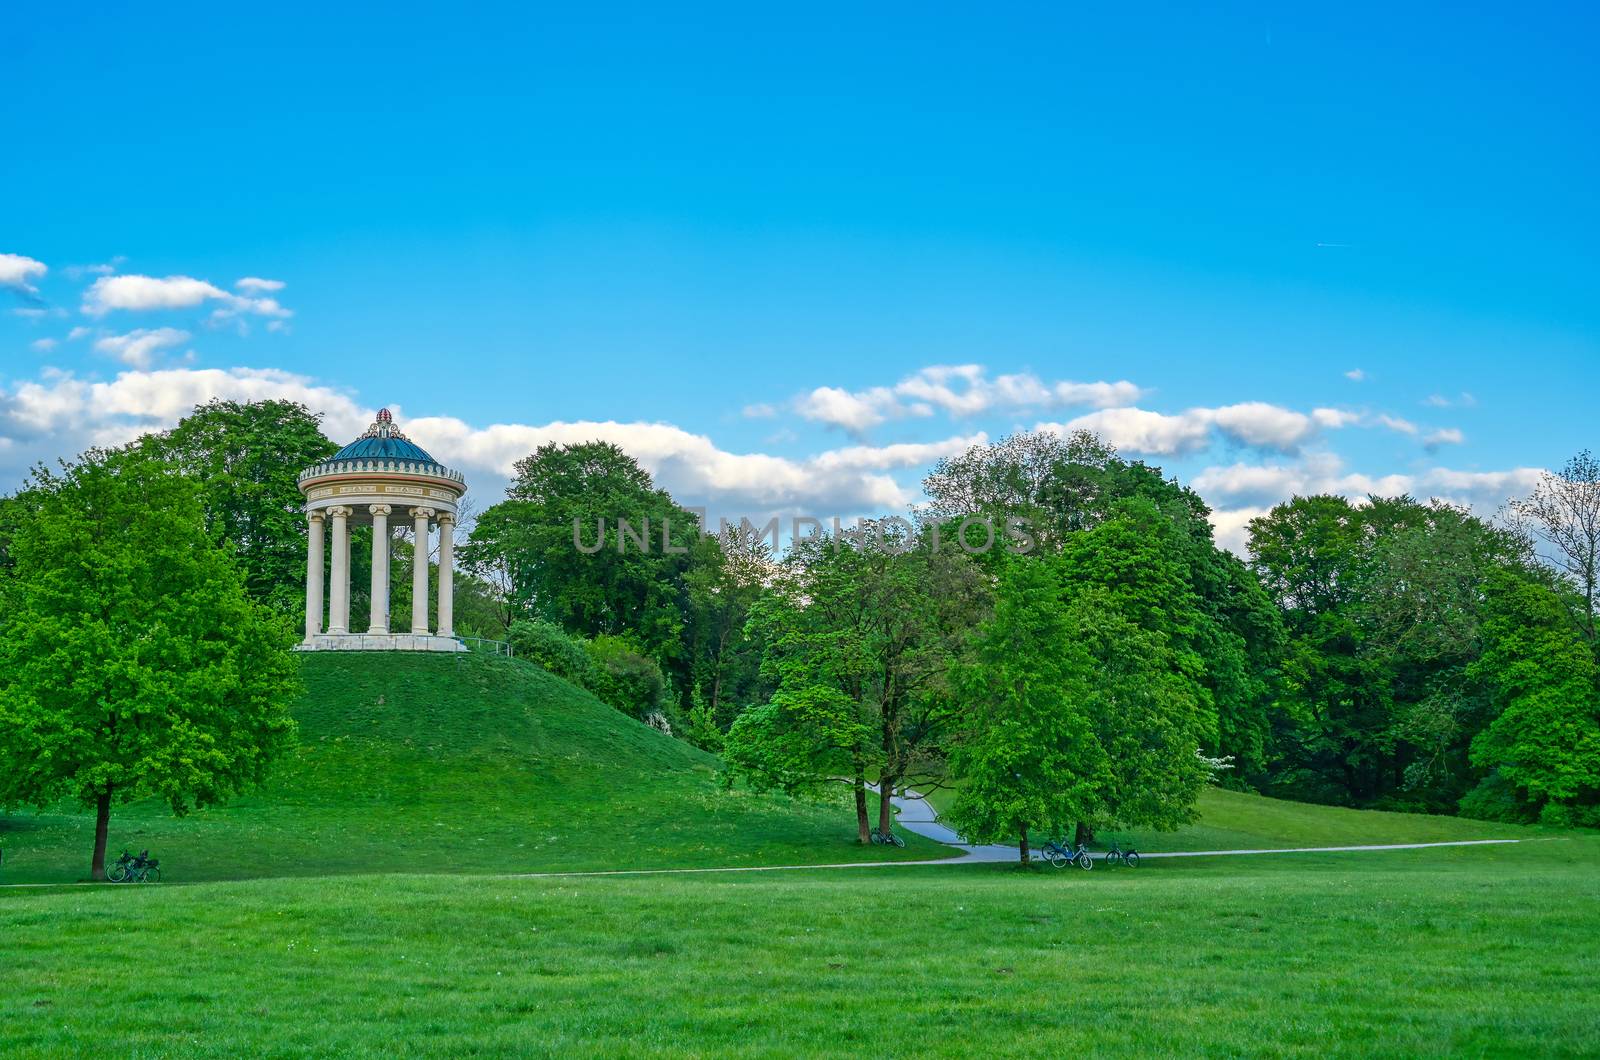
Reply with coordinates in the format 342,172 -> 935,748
360,407 -> 409,441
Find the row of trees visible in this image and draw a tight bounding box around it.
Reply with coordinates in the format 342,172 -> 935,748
6,396 -> 1595,871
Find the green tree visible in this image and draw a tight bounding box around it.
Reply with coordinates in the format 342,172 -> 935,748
1510,450 -> 1600,644
923,431 -> 1283,777
461,441 -> 703,694
948,557 -> 1212,863
946,561 -> 1108,862
740,524 -> 988,841
1466,567 -> 1600,823
158,399 -> 337,615
683,524 -> 773,734
0,444 -> 300,879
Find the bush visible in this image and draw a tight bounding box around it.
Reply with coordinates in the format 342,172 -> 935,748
1458,771 -> 1539,824
585,635 -> 672,726
507,619 -> 594,687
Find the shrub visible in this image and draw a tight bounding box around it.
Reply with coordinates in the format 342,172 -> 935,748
1458,771 -> 1539,824
507,619 -> 594,687
585,635 -> 671,725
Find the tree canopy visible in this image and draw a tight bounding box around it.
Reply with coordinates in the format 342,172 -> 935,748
0,442 -> 301,878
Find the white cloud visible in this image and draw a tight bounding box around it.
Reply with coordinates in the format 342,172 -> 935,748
1424,427 -> 1465,449
1423,394 -> 1451,408
1311,407 -> 1361,428
93,327 -> 192,368
741,402 -> 778,419
1345,368 -> 1365,382
30,338 -> 58,353
235,277 -> 285,293
790,364 -> 1144,434
1193,453 -> 1543,536
809,433 -> 988,473
83,273 -> 292,321
63,260 -> 120,280
1045,401 -> 1326,455
0,367 -> 942,521
1046,407 -> 1213,455
66,326 -> 91,340
1210,402 -> 1316,450
0,253 -> 48,297
84,274 -> 228,314
1377,414 -> 1419,436
795,385 -> 901,434
1207,506 -> 1271,556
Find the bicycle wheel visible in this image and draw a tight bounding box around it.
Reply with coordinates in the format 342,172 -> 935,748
1125,852 -> 1139,868
144,866 -> 160,883
887,832 -> 905,848
1076,852 -> 1094,870
1044,848 -> 1068,868
107,864 -> 127,883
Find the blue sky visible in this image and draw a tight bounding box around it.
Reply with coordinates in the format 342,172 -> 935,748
3,2 -> 1596,548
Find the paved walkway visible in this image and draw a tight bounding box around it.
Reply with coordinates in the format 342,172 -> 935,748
885,788 -> 1526,864
1,795 -> 1534,888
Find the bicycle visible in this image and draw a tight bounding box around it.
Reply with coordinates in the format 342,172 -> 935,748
108,849 -> 161,883
1038,839 -> 1093,870
869,829 -> 906,848
1104,842 -> 1140,868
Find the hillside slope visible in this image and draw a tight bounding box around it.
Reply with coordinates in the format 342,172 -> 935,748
0,652 -> 942,883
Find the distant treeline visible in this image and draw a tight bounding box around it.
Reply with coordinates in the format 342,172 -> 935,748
7,400 -> 1593,837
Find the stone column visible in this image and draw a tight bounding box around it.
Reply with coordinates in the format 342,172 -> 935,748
304,510 -> 325,642
369,503 -> 392,635
410,507 -> 435,634
437,512 -> 456,638
327,506 -> 353,635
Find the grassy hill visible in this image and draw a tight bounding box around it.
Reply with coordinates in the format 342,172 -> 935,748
0,652 -> 943,884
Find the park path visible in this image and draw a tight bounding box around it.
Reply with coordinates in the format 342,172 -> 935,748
0,795 -> 1533,888
885,788 -> 1527,862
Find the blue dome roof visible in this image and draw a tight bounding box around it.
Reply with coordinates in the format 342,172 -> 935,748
324,408 -> 444,468
330,434 -> 438,464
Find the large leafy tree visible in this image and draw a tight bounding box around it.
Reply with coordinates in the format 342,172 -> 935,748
461,442 -> 703,681
922,431 -> 1283,777
158,399 -> 337,615
1467,567 -> 1600,823
948,559 -> 1211,862
728,523 -> 988,841
1248,494 -> 1544,811
946,561 -> 1108,862
0,443 -> 300,879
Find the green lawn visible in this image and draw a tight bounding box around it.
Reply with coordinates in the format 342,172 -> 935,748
3,837 -> 1597,1056
0,652 -> 943,884
3,650 -> 1595,1054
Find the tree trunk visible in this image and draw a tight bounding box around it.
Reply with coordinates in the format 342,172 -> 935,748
1018,822 -> 1030,865
877,773 -> 896,838
1074,821 -> 1094,846
852,762 -> 871,844
91,781 -> 113,881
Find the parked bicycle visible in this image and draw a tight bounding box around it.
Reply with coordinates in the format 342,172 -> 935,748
869,829 -> 906,848
1038,839 -> 1093,870
1103,841 -> 1141,868
108,849 -> 161,883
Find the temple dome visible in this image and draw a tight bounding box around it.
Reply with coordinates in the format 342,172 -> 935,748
330,408 -> 437,463
298,407 -> 465,488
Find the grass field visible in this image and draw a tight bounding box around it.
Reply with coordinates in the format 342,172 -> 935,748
0,653 -> 942,884
3,838 -> 1597,1056
3,651 -> 1595,1056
